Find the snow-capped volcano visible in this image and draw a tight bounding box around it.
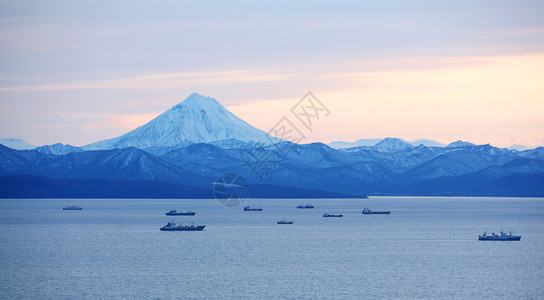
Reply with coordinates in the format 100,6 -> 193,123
82,93 -> 274,150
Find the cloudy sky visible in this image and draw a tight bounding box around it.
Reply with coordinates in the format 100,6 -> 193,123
1,0 -> 543,148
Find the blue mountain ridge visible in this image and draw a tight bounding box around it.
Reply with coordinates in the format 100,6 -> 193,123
1,141 -> 543,197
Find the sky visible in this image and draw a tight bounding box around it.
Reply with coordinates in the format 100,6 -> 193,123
1,0 -> 543,149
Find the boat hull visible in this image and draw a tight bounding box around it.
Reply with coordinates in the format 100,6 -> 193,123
165,212 -> 195,216
160,226 -> 205,231
277,222 -> 293,224
244,209 -> 262,211
362,211 -> 390,214
479,236 -> 521,241
323,215 -> 343,217
63,208 -> 82,210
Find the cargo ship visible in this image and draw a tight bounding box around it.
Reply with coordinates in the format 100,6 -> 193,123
63,206 -> 82,210
165,209 -> 196,216
323,213 -> 343,217
243,206 -> 262,211
479,230 -> 521,241
160,221 -> 205,231
277,220 -> 293,224
362,208 -> 390,215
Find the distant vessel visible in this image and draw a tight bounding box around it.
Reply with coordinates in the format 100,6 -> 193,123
362,208 -> 390,214
160,221 -> 205,231
479,230 -> 521,241
165,209 -> 195,216
323,213 -> 343,217
277,220 -> 293,224
296,204 -> 314,209
63,206 -> 82,210
243,206 -> 262,211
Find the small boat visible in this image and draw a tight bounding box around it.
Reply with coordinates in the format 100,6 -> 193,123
63,206 -> 82,210
243,206 -> 262,211
165,209 -> 196,216
479,230 -> 521,241
277,220 -> 293,224
362,208 -> 390,215
160,221 -> 205,231
296,204 -> 314,209
323,213 -> 343,217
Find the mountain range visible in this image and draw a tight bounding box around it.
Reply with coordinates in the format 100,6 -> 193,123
327,138 -> 446,149
1,93 -> 543,198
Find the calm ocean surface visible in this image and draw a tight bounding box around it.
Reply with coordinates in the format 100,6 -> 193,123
1,197 -> 543,299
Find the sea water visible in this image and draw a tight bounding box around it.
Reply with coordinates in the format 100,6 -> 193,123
1,197 -> 543,299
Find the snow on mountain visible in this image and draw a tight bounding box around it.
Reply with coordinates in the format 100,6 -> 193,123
35,143 -> 83,155
0,138 -> 37,150
328,138 -> 445,149
209,138 -> 255,149
446,140 -> 475,148
509,144 -> 530,151
473,158 -> 544,179
519,147 -> 544,160
374,138 -> 414,152
82,93 -> 276,151
404,152 -> 500,180
410,139 -> 445,147
327,139 -> 383,149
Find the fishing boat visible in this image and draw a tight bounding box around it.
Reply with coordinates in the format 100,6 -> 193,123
323,213 -> 343,217
277,220 -> 293,224
165,209 -> 196,216
160,221 -> 205,231
362,208 -> 390,214
479,230 -> 521,241
296,204 -> 314,209
243,206 -> 262,211
63,206 -> 82,210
